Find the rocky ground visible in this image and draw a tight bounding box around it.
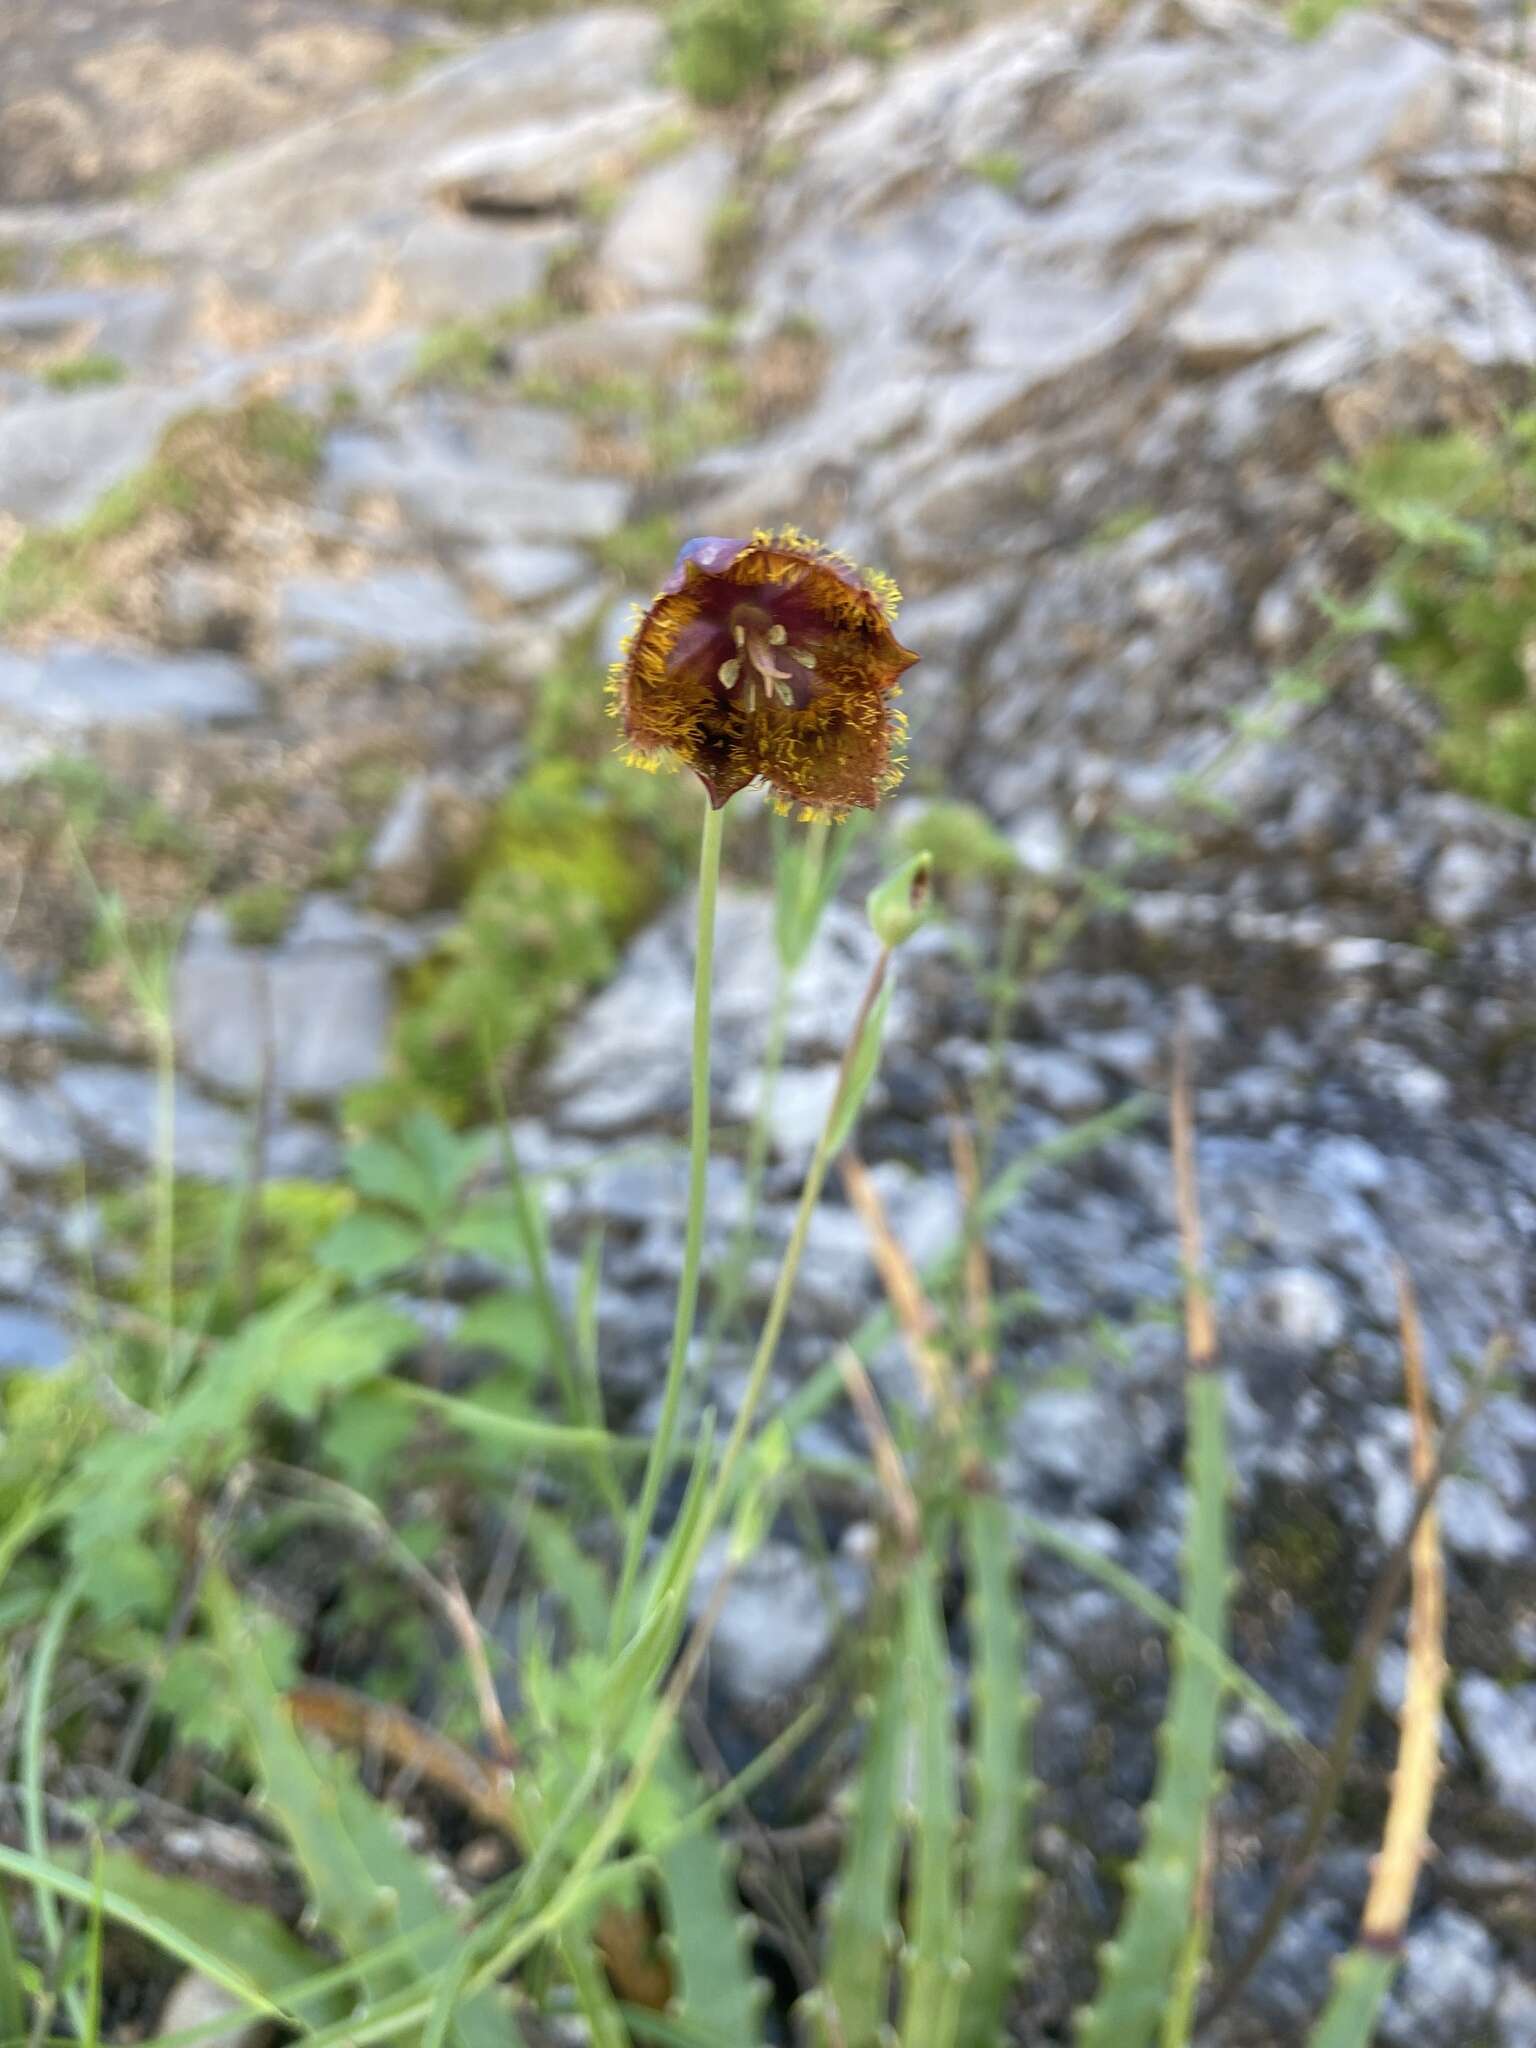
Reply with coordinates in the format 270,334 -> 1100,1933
3,0 -> 1536,2040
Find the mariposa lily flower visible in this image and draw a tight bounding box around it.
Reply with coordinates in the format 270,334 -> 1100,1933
611,528 -> 919,817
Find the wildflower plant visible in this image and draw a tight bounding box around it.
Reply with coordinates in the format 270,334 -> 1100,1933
1,525 -> 1459,2048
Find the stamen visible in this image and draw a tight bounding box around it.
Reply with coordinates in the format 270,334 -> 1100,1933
775,679 -> 796,708
732,623 -> 747,647
718,656 -> 742,688
766,623 -> 788,645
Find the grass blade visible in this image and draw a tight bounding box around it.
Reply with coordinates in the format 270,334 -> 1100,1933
958,1490 -> 1036,2048
80,1846 -> 105,2048
1076,1044 -> 1227,2048
899,1556 -> 964,2048
809,1635 -> 906,2047
0,1882 -> 25,2046
0,1846 -> 283,2022
388,1379 -> 649,1461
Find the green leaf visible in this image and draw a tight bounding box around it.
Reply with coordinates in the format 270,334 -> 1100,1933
443,1191 -> 534,1264
386,1381 -> 650,1465
1074,1371 -> 1229,2048
1306,1945 -> 1399,2048
453,1289 -> 550,1371
0,1844 -> 286,2026
92,1852 -> 339,2025
204,1570 -> 507,2047
0,1881 -> 23,2046
272,1300 -> 416,1419
319,1383 -> 419,1491
656,1750 -> 768,2045
899,1560 -> 964,2048
347,1112 -> 487,1228
315,1211 -> 425,1285
958,1492 -> 1036,2048
814,1636 -> 906,2047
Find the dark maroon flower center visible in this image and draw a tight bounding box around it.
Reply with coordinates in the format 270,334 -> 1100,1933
673,579 -> 828,718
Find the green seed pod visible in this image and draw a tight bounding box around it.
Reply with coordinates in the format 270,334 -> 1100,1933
867,849 -> 933,948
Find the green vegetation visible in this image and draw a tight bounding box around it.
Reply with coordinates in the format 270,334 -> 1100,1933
1287,0 -> 1367,37
409,319 -> 504,393
670,0 -> 825,103
393,0 -> 546,20
54,240 -> 166,284
967,151 -> 1022,191
593,512 -> 680,587
40,353 -> 127,393
222,883 -> 297,948
381,754 -> 686,1123
1333,413 -> 1536,815
408,296 -> 559,391
100,1179 -> 353,1334
517,356 -> 754,473
705,192 -> 759,308
0,396 -> 324,632
1085,501 -> 1159,549
375,38 -> 459,91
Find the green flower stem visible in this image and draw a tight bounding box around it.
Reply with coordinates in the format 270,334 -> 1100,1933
699,942 -> 892,1547
612,794 -> 726,1643
704,817 -> 830,1361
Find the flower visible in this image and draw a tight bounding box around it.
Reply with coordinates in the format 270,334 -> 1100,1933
611,528 -> 919,817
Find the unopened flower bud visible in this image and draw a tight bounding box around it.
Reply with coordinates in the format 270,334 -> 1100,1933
867,850 -> 933,949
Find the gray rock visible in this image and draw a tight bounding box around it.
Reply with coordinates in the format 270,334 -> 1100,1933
726,1062 -> 841,1163
1499,1978 -> 1536,2048
0,1082 -> 79,1178
1006,1387 -> 1142,1516
392,214 -> 579,324
173,922 -> 393,1107
1427,841 -> 1510,928
518,302 -> 704,384
428,94 -> 681,213
1379,1909 -> 1499,2048
147,10 -> 669,281
0,288 -> 131,345
275,567 -> 488,679
1172,185 -> 1536,370
0,643 -> 260,741
324,423 -> 628,546
469,542 -> 588,606
1006,1047 -> 1108,1119
365,776 -> 488,918
52,1063 -> 335,1181
156,1971 -> 266,2048
689,1535 -> 863,1712
1459,1675 -> 1536,1826
0,1228 -> 42,1297
1436,1477 -> 1533,1567
598,143 -> 737,300
0,1304 -> 74,1375
0,383 -> 188,523
1234,1267 -> 1348,1354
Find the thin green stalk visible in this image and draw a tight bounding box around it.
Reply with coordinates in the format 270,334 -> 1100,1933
702,969 -> 791,1358
481,1037 -> 583,1423
703,816 -> 832,1362
613,796 -> 726,1641
698,944 -> 891,1550
23,1578 -> 87,2047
